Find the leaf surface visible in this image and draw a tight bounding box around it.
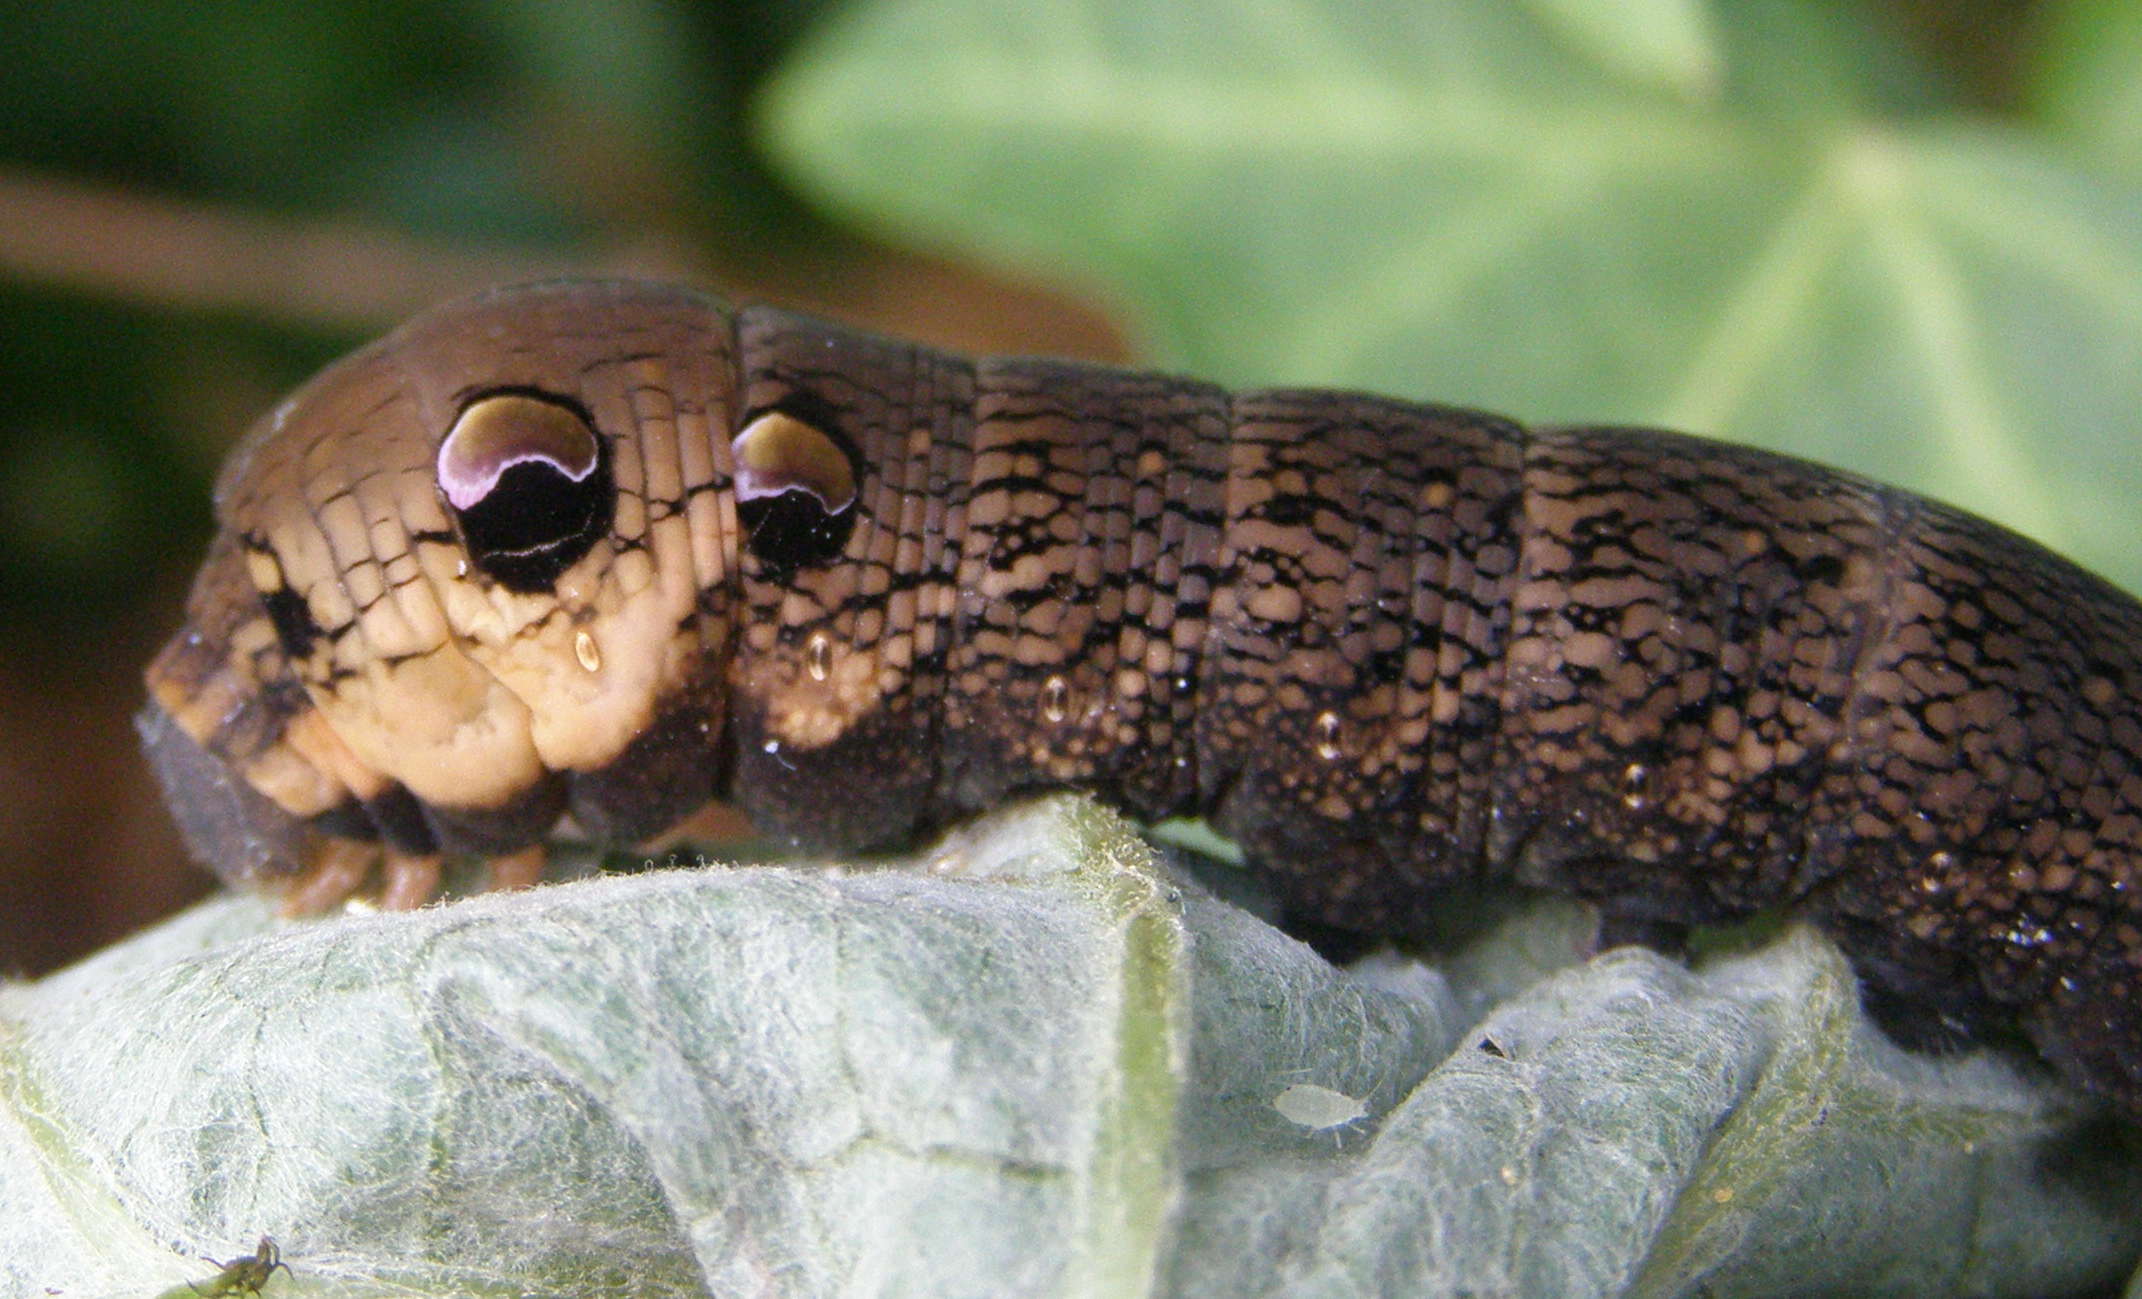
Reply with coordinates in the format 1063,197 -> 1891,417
5,800 -> 2138,1296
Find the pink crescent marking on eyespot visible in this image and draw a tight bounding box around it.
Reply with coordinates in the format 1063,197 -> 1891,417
437,444 -> 598,511
729,420 -> 855,512
731,460 -> 794,505
731,461 -> 850,510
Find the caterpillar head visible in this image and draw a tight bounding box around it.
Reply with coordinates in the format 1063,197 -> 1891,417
140,281 -> 746,896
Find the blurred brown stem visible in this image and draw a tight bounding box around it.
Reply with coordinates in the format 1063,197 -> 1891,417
0,164 -> 702,329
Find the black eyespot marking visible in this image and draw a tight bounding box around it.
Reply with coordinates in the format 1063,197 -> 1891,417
731,403 -> 861,574
237,534 -> 324,659
260,582 -> 323,659
437,389 -> 611,594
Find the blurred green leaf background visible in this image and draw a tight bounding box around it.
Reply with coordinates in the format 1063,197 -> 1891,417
0,0 -> 2134,987
764,0 -> 2142,582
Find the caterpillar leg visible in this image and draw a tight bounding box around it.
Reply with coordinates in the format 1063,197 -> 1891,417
277,840 -> 540,915
485,844 -> 547,892
280,837 -> 378,916
378,851 -> 443,912
655,800 -> 757,845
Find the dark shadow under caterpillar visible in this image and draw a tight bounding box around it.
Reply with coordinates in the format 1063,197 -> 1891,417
140,279 -> 2142,1116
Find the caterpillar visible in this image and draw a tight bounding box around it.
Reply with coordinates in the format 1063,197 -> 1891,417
140,279 -> 2142,1116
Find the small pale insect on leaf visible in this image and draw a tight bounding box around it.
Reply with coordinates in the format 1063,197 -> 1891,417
1274,1081 -> 1370,1135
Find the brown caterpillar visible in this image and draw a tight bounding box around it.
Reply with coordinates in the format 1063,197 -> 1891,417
140,279 -> 2142,1115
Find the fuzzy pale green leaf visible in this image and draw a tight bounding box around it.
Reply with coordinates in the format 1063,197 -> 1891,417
5,799 -> 2139,1296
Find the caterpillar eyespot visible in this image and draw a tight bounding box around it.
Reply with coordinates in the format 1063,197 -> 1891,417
733,405 -> 863,572
732,409 -> 859,515
140,278 -> 2142,1118
436,389 -> 610,593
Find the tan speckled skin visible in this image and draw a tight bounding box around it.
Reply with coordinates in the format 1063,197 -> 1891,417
143,280 -> 2142,1113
